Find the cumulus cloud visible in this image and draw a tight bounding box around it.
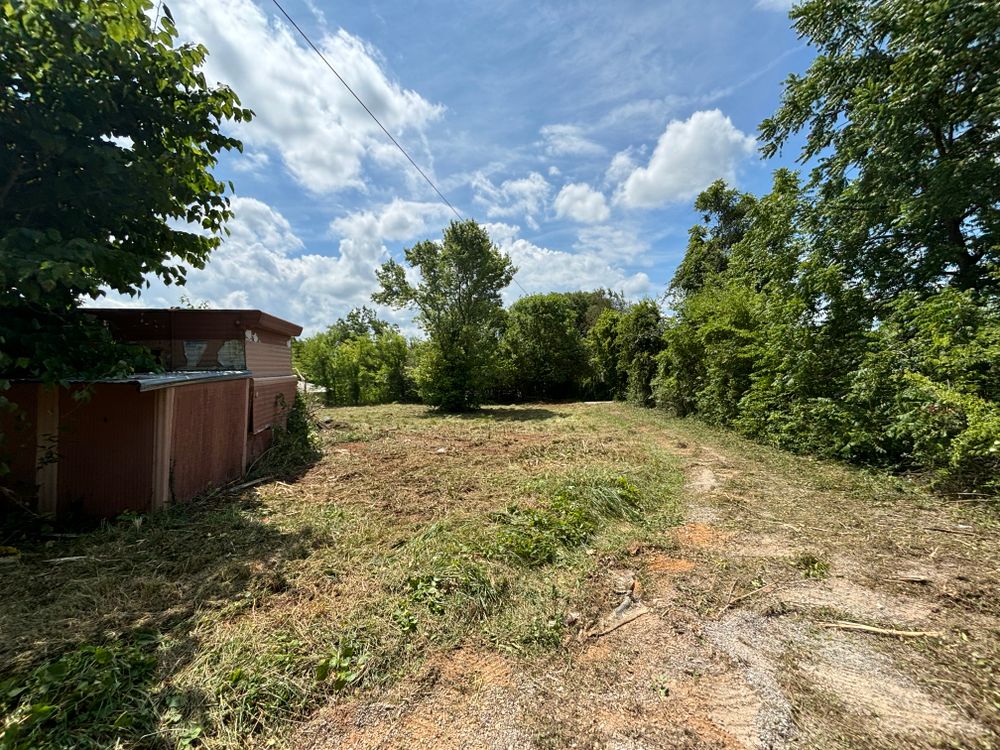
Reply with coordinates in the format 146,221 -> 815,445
94,197 -> 453,335
472,171 -> 551,230
616,109 -> 755,208
539,124 -> 605,157
231,150 -> 271,174
604,147 -> 640,186
171,0 -> 442,194
553,183 -> 610,224
482,223 -> 652,301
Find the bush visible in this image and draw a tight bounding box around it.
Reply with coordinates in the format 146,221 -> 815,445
248,394 -> 320,479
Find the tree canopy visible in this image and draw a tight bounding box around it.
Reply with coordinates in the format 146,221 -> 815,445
373,220 -> 515,411
0,0 -> 252,383
760,0 -> 1000,297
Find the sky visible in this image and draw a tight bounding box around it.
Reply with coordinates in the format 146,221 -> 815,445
99,0 -> 812,335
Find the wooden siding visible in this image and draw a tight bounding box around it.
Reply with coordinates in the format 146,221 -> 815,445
170,379 -> 249,502
57,385 -> 156,516
245,340 -> 292,377
250,376 -> 297,434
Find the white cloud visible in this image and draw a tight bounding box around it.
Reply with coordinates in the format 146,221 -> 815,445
604,147 -> 640,186
482,223 -> 652,301
539,124 -> 605,157
755,0 -> 795,10
94,197 -> 453,335
472,171 -> 551,230
616,109 -> 756,208
171,0 -> 443,194
231,150 -> 271,174
573,225 -> 649,265
553,183 -> 610,224
548,165 -> 561,177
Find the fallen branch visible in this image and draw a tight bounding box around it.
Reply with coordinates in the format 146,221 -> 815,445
924,526 -> 976,537
590,605 -> 650,637
716,580 -> 783,617
818,621 -> 944,638
714,578 -> 740,617
895,574 -> 931,584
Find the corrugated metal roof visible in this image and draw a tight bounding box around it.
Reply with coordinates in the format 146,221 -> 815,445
10,370 -> 253,391
110,370 -> 252,392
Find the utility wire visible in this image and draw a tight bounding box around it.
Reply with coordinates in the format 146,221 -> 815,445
268,0 -> 463,223
266,0 -> 528,296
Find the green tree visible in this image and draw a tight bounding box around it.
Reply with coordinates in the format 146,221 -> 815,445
670,181 -> 755,296
1,0 -> 252,385
373,220 -> 515,411
586,308 -> 624,400
500,293 -> 587,400
294,309 -> 412,406
561,289 -> 627,336
615,300 -> 664,406
760,0 -> 1000,296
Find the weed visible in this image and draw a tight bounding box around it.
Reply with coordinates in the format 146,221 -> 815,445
794,552 -> 830,579
406,574 -> 447,614
494,476 -> 643,566
248,394 -> 321,479
0,641 -> 158,750
391,605 -> 418,634
315,643 -> 368,691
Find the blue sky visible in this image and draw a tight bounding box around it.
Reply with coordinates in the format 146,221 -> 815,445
103,0 -> 812,334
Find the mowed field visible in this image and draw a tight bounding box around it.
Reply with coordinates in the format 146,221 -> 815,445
1,403 -> 998,750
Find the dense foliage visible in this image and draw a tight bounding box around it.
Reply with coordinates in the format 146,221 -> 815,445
294,308 -> 413,407
0,0 -> 252,385
644,0 -> 1000,493
373,220 -> 516,411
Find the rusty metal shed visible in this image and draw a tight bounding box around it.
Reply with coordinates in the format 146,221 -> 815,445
1,309 -> 303,518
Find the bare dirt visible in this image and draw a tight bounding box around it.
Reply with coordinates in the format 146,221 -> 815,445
292,407 -> 1000,750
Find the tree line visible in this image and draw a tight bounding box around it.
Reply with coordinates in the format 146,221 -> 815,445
2,0 -> 996,494
297,0 -> 999,494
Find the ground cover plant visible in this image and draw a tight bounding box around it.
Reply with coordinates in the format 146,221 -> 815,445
3,402 -> 997,749
0,403 -> 683,748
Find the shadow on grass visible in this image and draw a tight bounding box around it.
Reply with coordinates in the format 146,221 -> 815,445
0,483 -> 322,749
421,406 -> 567,422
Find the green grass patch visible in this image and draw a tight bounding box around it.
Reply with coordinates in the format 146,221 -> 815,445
0,403 -> 685,749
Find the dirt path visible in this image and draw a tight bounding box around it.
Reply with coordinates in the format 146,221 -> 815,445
294,414 -> 999,750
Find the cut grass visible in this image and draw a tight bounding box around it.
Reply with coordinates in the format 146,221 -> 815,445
0,403 -> 683,749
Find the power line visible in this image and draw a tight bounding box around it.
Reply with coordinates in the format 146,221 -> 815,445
266,0 -> 529,297
268,0 -> 463,223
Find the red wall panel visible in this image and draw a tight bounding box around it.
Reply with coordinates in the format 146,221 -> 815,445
169,379 -> 249,502
250,376 -> 297,434
57,385 -> 156,516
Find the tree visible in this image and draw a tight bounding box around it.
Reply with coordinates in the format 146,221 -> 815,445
373,220 -> 515,411
500,293 -> 587,400
0,0 -> 252,384
586,308 -> 624,400
760,0 -> 1000,297
670,181 -> 755,297
561,289 -> 627,336
294,308 -> 412,406
615,300 -> 664,406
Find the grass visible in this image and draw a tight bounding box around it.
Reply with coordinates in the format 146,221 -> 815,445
0,402 -> 683,750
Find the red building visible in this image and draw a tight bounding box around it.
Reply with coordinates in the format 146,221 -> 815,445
1,309 -> 302,518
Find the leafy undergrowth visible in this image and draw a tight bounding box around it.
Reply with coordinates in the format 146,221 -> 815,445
0,403 -> 682,750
